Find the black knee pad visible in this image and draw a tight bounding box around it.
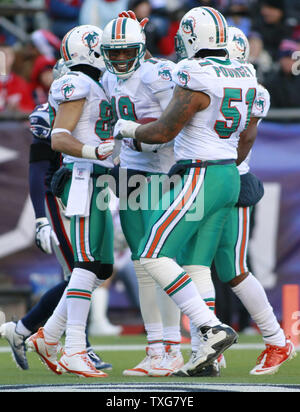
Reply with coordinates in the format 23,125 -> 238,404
74,261 -> 113,280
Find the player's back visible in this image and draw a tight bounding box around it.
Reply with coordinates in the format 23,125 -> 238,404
172,57 -> 258,162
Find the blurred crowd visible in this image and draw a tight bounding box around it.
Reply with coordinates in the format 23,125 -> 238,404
0,0 -> 300,114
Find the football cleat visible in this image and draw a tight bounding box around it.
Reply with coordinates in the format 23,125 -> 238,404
26,327 -> 62,375
57,351 -> 108,378
0,322 -> 28,370
250,338 -> 296,375
148,345 -> 184,377
87,347 -> 112,370
172,324 -> 237,377
123,346 -> 164,376
173,352 -> 227,377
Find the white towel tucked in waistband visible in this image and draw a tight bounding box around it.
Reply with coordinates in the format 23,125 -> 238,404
65,162 -> 93,217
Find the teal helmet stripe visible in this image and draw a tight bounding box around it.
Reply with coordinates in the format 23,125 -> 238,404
111,19 -> 117,40
202,7 -> 220,44
121,18 -> 127,38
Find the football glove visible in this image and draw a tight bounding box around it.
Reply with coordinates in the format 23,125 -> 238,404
113,119 -> 140,140
35,217 -> 60,254
96,137 -> 115,160
118,10 -> 149,28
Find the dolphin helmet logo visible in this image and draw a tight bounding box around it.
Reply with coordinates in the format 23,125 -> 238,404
233,35 -> 246,58
82,31 -> 100,55
181,17 -> 196,38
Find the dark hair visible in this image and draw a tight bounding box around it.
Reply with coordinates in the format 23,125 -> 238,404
195,49 -> 228,58
70,64 -> 101,81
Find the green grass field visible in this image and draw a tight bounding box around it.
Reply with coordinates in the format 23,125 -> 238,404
0,333 -> 299,389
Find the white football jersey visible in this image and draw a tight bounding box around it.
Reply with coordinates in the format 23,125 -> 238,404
49,71 -> 114,168
238,84 -> 270,175
172,57 -> 258,162
102,58 -> 176,174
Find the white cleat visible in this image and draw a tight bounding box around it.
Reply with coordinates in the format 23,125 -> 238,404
149,345 -> 184,377
26,327 -> 62,375
123,346 -> 164,376
57,351 -> 108,378
0,322 -> 28,370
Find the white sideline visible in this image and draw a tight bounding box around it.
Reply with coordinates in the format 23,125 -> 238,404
0,343 -> 299,353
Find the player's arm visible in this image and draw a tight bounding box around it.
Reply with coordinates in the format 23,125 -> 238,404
116,85 -> 210,144
29,139 -> 60,253
29,144 -> 50,219
51,99 -> 114,160
51,99 -> 86,157
236,116 -> 260,166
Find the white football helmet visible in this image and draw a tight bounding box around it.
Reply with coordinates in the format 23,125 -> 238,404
227,26 -> 250,62
100,17 -> 146,79
175,6 -> 228,60
60,25 -> 105,71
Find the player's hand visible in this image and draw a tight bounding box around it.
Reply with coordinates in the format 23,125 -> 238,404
35,217 -> 60,254
114,119 -> 140,140
118,10 -> 149,28
96,137 -> 115,160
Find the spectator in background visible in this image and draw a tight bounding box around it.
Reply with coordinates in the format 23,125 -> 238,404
128,0 -> 166,56
248,0 -> 292,74
224,0 -> 252,37
0,28 -> 16,47
79,0 -> 128,30
263,39 -> 300,108
30,55 -> 56,105
0,45 -> 35,114
13,30 -> 60,83
45,0 -> 83,39
285,0 -> 300,33
183,0 -> 227,13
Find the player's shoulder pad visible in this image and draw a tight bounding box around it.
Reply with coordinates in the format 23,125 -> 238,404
50,71 -> 91,103
29,103 -> 51,140
172,58 -> 216,93
252,83 -> 271,118
141,58 -> 176,87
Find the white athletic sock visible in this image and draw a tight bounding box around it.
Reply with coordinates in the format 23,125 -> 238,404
145,322 -> 164,349
156,284 -> 181,347
133,260 -> 163,347
141,257 -> 220,329
231,273 -> 286,346
43,289 -> 67,344
65,268 -> 96,355
183,265 -> 216,352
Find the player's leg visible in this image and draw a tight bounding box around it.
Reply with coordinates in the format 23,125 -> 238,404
214,206 -> 296,375
0,192 -> 73,370
28,167 -> 111,377
119,183 -> 165,375
142,174 -> 183,377
139,164 -> 240,375
56,170 -> 112,377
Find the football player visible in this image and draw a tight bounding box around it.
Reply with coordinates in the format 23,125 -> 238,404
100,13 -> 184,377
0,60 -> 112,373
115,6 -> 260,375
208,27 -> 294,376
26,26 -> 115,378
